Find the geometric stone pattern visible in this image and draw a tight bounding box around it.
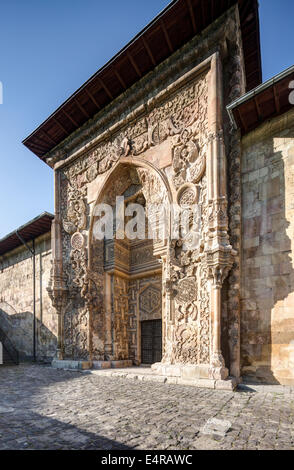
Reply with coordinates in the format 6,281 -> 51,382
128,276 -> 162,361
139,285 -> 161,316
0,365 -> 293,450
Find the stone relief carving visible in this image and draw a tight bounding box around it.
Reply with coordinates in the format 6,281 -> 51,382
51,42 -> 237,376
113,276 -> 129,360
57,75 -> 209,365
128,275 -> 162,361
223,37 -> 246,378
63,189 -> 87,235
160,174 -> 211,366
61,72 -> 208,189
172,128 -> 206,189
71,232 -> 85,251
139,285 -> 161,317
177,183 -> 200,207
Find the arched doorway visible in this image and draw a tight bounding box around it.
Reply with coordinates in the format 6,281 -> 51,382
88,160 -> 171,365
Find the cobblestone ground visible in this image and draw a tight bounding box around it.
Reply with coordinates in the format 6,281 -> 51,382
0,364 -> 293,450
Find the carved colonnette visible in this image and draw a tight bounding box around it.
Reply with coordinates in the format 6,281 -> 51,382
222,14 -> 247,381
47,6 -> 244,386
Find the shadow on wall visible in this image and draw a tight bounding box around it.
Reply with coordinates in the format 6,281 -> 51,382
0,305 -> 57,361
241,119 -> 294,385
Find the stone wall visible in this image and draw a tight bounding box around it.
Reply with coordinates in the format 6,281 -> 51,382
241,108 -> 294,385
0,233 -> 57,361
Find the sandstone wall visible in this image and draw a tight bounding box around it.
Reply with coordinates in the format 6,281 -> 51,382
0,233 -> 57,360
241,108 -> 294,385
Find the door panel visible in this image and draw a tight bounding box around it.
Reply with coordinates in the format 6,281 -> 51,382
141,320 -> 162,364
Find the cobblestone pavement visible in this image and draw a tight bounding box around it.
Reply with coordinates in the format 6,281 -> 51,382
0,364 -> 293,450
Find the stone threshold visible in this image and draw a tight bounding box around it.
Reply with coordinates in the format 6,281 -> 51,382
89,368 -> 238,391
52,360 -> 237,391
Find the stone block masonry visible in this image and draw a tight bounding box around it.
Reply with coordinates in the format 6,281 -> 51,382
0,232 -> 57,361
241,109 -> 294,385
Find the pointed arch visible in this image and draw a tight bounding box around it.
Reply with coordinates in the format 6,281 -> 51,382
88,157 -> 173,261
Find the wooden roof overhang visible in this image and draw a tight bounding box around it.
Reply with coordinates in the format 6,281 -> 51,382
227,64 -> 294,135
23,0 -> 262,161
0,212 -> 54,256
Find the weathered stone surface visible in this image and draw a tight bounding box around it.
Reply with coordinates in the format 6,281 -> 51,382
0,233 -> 57,361
200,418 -> 232,437
241,109 -> 294,385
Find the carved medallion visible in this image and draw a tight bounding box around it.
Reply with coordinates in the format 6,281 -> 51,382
174,277 -> 197,305
71,232 -> 85,251
177,183 -> 200,208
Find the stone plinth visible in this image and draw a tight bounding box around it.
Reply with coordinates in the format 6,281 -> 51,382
151,363 -> 238,390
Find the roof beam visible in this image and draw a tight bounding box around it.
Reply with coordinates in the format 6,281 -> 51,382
63,109 -> 79,127
273,84 -> 281,113
142,36 -> 156,66
186,0 -> 197,34
127,52 -> 142,78
74,98 -> 90,119
27,142 -> 47,153
113,67 -> 127,89
237,108 -> 248,133
186,0 -> 196,33
98,77 -> 114,100
239,0 -> 253,24
31,134 -> 51,151
246,68 -> 260,79
200,0 -> 206,29
53,117 -> 68,135
85,88 -> 101,109
160,20 -> 173,53
254,96 -> 262,120
41,130 -> 58,146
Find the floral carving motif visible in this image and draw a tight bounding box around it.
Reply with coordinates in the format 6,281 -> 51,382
63,190 -> 87,235
172,128 -> 206,189
61,72 -> 208,187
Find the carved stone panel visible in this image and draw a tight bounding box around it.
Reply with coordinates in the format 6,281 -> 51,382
49,18 -> 239,379
139,284 -> 162,322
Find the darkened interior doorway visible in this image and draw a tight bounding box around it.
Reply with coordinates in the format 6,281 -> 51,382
141,320 -> 162,364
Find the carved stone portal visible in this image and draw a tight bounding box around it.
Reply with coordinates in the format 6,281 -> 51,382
49,52 -> 238,386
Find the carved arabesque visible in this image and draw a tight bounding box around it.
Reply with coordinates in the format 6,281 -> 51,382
49,45 -> 238,375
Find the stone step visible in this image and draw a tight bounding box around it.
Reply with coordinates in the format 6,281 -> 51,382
87,367 -> 237,391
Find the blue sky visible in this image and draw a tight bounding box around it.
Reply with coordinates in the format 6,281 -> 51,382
0,0 -> 293,238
